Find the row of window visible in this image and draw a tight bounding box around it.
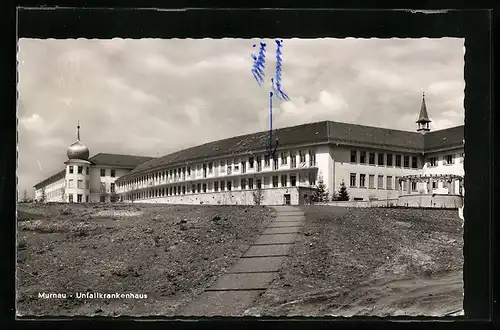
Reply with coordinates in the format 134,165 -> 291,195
350,150 -> 418,169
349,173 -> 445,191
119,150 -> 317,190
427,153 -> 464,167
123,172 -> 316,201
68,194 -> 90,203
100,169 -> 116,177
68,165 -> 90,175
67,179 -> 90,190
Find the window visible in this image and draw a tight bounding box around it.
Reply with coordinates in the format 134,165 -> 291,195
214,181 -> 219,192
411,156 -> 418,168
264,176 -> 270,187
299,151 -> 306,163
233,163 -> 239,171
69,166 -> 74,174
249,157 -> 254,168
248,178 -> 254,189
168,187 -> 172,195
227,181 -> 232,191
445,155 -> 453,165
111,183 -> 115,193
369,153 -> 375,165
290,153 -> 296,168
378,175 -> 384,189
220,161 -> 226,172
173,186 -> 177,195
360,151 -> 366,164
378,153 -> 384,166
100,195 -> 105,202
395,155 -> 402,167
264,155 -> 270,166
395,177 -> 401,191
241,162 -> 246,174
403,156 -> 410,168
432,181 -> 437,189
78,166 -> 83,174
241,179 -> 247,189
428,157 -> 437,167
100,169 -> 106,177
220,181 -> 225,191
369,175 -> 375,189
69,194 -> 74,203
272,176 -> 279,188
77,180 -> 83,189
281,153 -> 287,165
350,173 -> 356,187
281,175 -> 287,187
386,154 -> 393,166
256,156 -> 262,171
309,149 -> 316,165
350,150 -> 357,163
68,179 -> 74,188
187,167 -> 191,176
182,186 -> 186,194
411,182 -> 417,191
273,158 -> 279,170
209,162 -> 213,174
256,179 -> 262,189
290,175 -> 297,187
86,195 -> 89,202
196,183 -> 201,193
387,176 -> 393,190
360,174 -> 366,187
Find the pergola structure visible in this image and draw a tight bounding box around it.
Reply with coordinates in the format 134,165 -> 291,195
398,173 -> 464,196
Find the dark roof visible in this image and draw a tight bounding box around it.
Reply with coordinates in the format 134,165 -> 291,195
417,95 -> 431,123
327,121 -> 425,150
122,121 -> 330,178
33,170 -> 65,189
423,125 -> 464,151
89,153 -> 155,168
118,121 -> 465,182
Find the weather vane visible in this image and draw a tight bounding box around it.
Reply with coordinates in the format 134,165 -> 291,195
251,39 -> 290,159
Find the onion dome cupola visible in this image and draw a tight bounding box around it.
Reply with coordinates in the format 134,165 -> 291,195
416,92 -> 431,135
67,121 -> 90,160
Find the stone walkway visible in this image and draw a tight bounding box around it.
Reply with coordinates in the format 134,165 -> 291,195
180,206 -> 304,316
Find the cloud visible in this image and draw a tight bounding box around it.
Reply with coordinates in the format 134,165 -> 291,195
17,37 -> 464,197
19,113 -> 44,132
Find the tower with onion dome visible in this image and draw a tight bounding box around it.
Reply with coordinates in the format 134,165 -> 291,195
64,121 -> 91,203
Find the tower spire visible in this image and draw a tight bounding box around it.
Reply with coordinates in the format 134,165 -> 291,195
416,92 -> 431,134
77,120 -> 80,141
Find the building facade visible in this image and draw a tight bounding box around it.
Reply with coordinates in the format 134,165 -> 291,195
33,96 -> 464,206
33,124 -> 153,203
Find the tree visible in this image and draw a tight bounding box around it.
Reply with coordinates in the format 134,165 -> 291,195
337,181 -> 350,201
313,174 -> 329,202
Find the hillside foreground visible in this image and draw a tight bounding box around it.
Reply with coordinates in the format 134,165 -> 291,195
17,203 -> 463,317
17,203 -> 274,316
247,206 -> 464,317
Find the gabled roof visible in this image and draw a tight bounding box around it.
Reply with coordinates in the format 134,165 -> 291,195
423,125 -> 464,151
122,121 -> 330,178
89,153 -> 155,168
33,170 -> 65,189
327,121 -> 425,150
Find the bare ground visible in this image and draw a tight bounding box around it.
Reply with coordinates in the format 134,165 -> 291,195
246,206 -> 464,317
16,202 -> 274,316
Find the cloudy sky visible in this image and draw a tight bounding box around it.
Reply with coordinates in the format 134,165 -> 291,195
17,37 -> 464,196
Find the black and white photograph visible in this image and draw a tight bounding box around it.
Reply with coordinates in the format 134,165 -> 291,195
17,35 -> 465,317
